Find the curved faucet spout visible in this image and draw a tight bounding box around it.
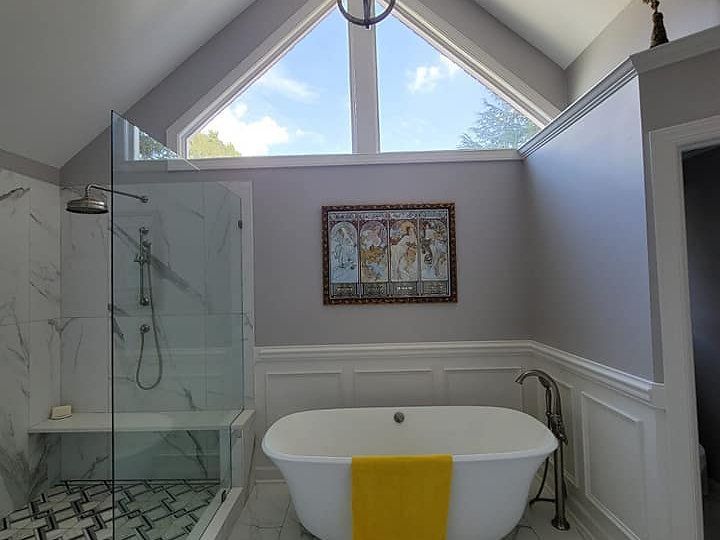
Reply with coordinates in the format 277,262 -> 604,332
515,368 -> 571,531
515,369 -> 562,416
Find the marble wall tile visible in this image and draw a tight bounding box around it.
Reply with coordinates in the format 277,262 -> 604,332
29,178 -> 61,321
28,319 -> 62,426
61,186 -> 110,319
60,433 -> 111,481
112,182 -> 206,317
113,315 -> 206,412
204,183 -> 243,315
205,314 -> 244,410
114,431 -> 218,481
0,170 -> 62,514
60,317 -> 110,412
0,170 -> 31,326
0,320 -> 31,516
28,433 -> 61,501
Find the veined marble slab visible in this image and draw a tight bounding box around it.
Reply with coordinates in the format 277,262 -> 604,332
28,409 -> 243,433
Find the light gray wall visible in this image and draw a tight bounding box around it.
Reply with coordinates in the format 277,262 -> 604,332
0,147 -> 59,185
252,161 -> 531,346
566,0 -> 720,101
683,145 -> 720,481
638,45 -> 720,380
186,160 -> 532,346
61,0 -> 567,183
639,47 -> 720,132
525,79 -> 655,379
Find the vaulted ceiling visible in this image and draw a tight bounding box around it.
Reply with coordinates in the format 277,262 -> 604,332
0,0 -> 631,169
472,0 -> 632,67
0,0 -> 256,168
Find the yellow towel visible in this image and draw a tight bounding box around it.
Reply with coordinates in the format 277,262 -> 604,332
352,454 -> 453,540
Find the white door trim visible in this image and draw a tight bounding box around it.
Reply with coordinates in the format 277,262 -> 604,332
647,113 -> 720,540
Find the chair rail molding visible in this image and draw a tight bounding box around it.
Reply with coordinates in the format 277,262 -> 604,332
253,339 -> 669,539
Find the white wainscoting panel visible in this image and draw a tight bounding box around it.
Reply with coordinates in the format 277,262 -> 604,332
254,341 -> 670,540
581,393 -> 646,540
444,367 -> 523,408
265,371 -> 344,425
354,369 -> 435,407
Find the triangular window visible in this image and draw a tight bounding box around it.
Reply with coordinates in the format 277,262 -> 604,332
182,1 -> 546,160
376,7 -> 539,152
188,8 -> 351,158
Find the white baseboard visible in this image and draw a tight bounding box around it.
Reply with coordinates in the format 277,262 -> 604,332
253,340 -> 670,540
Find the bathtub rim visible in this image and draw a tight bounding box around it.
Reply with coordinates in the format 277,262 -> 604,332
262,406 -> 558,465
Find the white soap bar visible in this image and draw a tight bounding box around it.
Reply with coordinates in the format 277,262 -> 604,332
50,405 -> 72,420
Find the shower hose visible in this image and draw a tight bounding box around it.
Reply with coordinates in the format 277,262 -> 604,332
135,243 -> 164,390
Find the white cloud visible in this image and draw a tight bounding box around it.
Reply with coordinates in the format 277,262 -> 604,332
256,66 -> 318,102
205,103 -> 289,156
407,54 -> 462,93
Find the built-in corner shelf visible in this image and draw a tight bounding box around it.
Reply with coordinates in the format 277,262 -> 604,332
27,409 -> 244,434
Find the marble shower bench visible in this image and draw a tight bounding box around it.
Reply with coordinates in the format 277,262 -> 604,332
27,410 -> 256,497
27,409 -> 247,433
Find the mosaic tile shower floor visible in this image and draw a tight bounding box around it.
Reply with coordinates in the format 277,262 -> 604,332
0,481 -> 220,540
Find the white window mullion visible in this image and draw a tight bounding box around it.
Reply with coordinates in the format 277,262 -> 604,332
347,0 -> 380,154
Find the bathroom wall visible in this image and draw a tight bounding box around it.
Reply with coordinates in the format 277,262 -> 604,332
639,46 -> 720,132
0,167 -> 61,515
186,159 -> 532,347
525,78 -> 655,380
683,145 -> 720,482
566,0 -> 720,101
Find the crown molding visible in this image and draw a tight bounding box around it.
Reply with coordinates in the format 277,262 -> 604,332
520,25 -> 720,159
519,59 -> 637,158
630,24 -> 720,76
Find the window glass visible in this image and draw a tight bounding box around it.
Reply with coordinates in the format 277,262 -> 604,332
376,10 -> 539,152
188,9 -> 352,158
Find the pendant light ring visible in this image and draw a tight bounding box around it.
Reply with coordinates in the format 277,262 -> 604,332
336,0 -> 396,28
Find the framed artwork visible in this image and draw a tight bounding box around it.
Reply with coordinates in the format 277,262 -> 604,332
322,203 -> 457,304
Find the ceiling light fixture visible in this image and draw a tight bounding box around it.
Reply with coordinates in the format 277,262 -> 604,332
336,0 -> 396,28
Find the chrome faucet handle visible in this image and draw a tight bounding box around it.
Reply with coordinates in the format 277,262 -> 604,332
550,414 -> 568,444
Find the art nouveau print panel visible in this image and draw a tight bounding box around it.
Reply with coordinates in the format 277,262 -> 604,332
322,203 -> 457,304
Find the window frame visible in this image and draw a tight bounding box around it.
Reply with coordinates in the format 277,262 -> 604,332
167,0 -> 556,166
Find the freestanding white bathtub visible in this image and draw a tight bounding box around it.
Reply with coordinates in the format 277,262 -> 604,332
262,406 -> 557,540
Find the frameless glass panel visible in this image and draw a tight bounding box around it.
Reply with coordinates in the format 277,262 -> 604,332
376,8 -> 540,152
111,113 -> 244,540
188,8 -> 352,158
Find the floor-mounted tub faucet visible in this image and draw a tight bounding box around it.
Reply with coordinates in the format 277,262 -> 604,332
515,369 -> 571,531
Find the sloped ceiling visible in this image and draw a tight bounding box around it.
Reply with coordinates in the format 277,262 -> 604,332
0,0 -> 256,168
1,0 -> 631,168
473,0 -> 633,68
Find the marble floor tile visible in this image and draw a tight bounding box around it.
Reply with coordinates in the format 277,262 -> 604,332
229,481 -> 588,540
239,483 -> 290,529
230,524 -> 281,540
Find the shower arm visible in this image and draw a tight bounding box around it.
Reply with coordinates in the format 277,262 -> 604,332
86,184 -> 149,203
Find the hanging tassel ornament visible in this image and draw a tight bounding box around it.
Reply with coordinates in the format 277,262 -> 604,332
643,0 -> 669,48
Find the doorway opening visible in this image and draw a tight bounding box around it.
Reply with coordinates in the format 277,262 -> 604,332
682,143 -> 720,539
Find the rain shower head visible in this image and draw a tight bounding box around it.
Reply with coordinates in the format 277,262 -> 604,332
66,194 -> 108,214
65,184 -> 148,214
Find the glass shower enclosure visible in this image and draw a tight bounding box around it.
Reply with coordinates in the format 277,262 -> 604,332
110,113 -> 245,540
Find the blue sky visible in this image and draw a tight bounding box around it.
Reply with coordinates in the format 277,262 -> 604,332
199,6 -> 514,156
